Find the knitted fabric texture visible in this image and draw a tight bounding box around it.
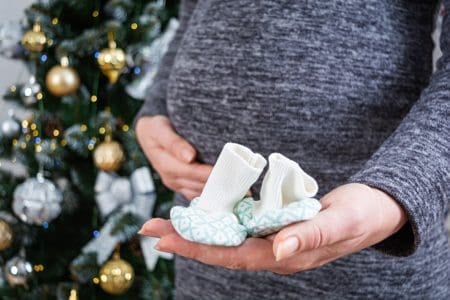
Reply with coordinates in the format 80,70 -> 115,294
136,0 -> 450,298
170,143 -> 265,246
234,153 -> 321,237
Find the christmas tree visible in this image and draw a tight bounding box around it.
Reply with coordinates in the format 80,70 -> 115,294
0,0 -> 179,298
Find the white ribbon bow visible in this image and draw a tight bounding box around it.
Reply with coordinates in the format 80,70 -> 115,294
82,167 -> 172,271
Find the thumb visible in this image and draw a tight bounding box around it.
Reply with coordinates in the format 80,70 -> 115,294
148,116 -> 197,163
273,205 -> 350,261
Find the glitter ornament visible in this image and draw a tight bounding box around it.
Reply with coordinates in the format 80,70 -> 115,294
68,288 -> 78,300
97,32 -> 126,83
1,110 -> 20,138
45,57 -> 80,97
93,135 -> 124,172
21,21 -> 46,53
12,173 -> 63,225
4,255 -> 33,287
20,75 -> 41,105
98,251 -> 134,295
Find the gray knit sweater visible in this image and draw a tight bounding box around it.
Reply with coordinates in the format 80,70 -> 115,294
136,0 -> 450,299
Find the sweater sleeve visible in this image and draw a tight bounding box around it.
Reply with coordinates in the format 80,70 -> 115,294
134,0 -> 198,121
349,3 -> 450,256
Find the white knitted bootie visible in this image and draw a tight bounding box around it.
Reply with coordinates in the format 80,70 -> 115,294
171,143 -> 266,246
235,153 -> 321,237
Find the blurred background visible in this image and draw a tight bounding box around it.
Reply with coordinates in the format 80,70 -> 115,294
0,0 -> 31,121
0,0 -> 178,299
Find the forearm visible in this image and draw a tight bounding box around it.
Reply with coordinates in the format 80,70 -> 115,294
350,46 -> 450,256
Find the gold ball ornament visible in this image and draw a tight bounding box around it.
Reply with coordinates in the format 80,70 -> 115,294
97,35 -> 126,84
46,57 -> 80,97
0,219 -> 13,250
68,288 -> 78,300
99,253 -> 134,295
93,136 -> 125,172
21,22 -> 47,53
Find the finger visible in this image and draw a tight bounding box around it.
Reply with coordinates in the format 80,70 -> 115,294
264,234 -> 277,242
273,203 -> 357,261
157,234 -> 277,271
139,218 -> 176,237
147,118 -> 197,163
271,235 -> 371,275
179,188 -> 201,200
146,148 -> 212,182
270,244 -> 341,274
175,178 -> 205,192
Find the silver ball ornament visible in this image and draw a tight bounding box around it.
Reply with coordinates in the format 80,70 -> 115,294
4,255 -> 33,287
20,76 -> 41,105
12,174 -> 63,225
1,110 -> 20,138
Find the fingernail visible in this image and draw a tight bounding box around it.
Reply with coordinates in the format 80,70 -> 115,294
181,149 -> 194,162
154,243 -> 161,251
137,226 -> 145,235
275,236 -> 299,261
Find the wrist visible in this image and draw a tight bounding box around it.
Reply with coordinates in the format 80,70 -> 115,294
370,186 -> 408,236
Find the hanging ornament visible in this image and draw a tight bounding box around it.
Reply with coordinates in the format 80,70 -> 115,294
0,219 -> 13,250
46,56 -> 80,97
1,109 -> 20,139
98,249 -> 134,295
20,75 -> 41,106
97,31 -> 126,84
93,134 -> 124,172
21,21 -> 47,53
12,172 -> 63,225
68,288 -> 78,300
4,253 -> 33,287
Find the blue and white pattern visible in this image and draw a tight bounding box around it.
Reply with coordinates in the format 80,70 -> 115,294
234,197 -> 321,237
170,198 -> 247,246
169,145 -> 322,245
170,196 -> 321,246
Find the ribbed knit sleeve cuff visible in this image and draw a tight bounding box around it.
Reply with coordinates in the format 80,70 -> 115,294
346,126 -> 450,258
350,166 -> 418,256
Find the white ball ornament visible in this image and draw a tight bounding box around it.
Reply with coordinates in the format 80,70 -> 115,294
1,110 -> 20,138
12,173 -> 63,225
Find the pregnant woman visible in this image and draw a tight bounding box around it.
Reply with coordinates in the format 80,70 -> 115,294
136,1 -> 449,299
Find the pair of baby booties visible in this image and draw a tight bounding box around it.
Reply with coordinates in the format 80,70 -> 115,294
170,143 -> 321,246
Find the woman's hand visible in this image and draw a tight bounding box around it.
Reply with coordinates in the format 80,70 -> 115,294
135,115 -> 213,200
140,183 -> 407,274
